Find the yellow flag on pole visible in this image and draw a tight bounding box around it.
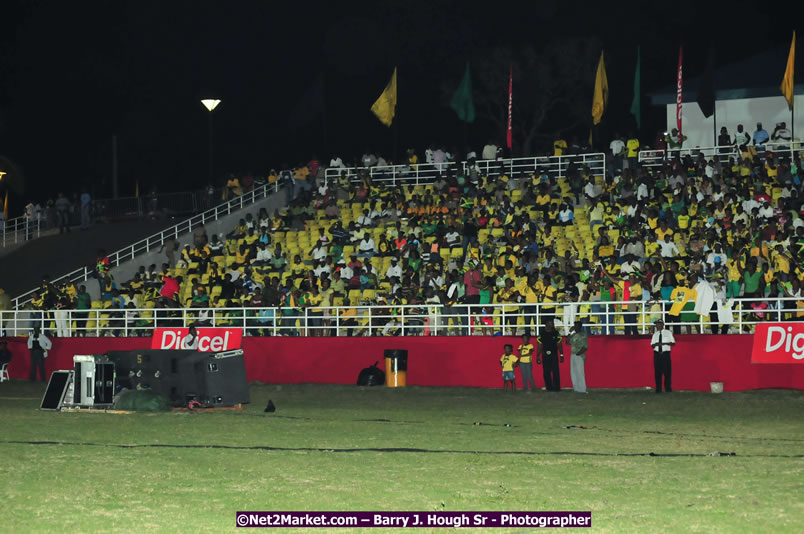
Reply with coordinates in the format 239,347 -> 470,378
781,31 -> 796,111
591,51 -> 609,126
371,68 -> 398,127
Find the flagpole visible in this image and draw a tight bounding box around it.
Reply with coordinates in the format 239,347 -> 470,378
393,112 -> 398,164
321,72 -> 329,156
394,67 -> 399,163
462,121 -> 468,158
713,103 -> 718,148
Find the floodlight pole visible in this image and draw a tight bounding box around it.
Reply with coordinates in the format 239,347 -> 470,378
201,99 -> 221,184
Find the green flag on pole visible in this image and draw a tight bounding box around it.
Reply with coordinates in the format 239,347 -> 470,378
450,62 -> 476,123
630,46 -> 641,129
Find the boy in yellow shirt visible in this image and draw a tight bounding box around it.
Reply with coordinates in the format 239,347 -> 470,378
500,344 -> 519,391
518,334 -> 536,391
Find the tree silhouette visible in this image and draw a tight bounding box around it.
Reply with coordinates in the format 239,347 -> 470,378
445,38 -> 601,156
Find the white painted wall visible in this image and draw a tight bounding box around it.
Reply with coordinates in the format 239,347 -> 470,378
664,94 -> 803,148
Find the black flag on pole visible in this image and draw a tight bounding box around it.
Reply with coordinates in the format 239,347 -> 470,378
697,48 -> 716,119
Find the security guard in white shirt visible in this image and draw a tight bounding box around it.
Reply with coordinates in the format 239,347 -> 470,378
650,319 -> 675,393
27,326 -> 53,382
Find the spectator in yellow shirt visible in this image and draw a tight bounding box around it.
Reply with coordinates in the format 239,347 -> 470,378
767,244 -> 792,282
339,297 -> 358,337
625,135 -> 640,168
500,344 -> 519,391
655,221 -> 674,242
677,208 -> 691,231
668,278 -> 697,334
553,136 -> 568,156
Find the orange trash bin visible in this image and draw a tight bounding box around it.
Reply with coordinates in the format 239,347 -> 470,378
384,349 -> 407,387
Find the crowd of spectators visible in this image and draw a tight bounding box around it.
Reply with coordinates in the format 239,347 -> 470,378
8,126 -> 804,338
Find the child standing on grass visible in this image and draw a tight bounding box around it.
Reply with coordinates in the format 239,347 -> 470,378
518,334 -> 536,391
500,344 -> 518,391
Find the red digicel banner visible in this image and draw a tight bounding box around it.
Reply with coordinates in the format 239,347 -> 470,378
752,323 -> 804,363
150,328 -> 242,352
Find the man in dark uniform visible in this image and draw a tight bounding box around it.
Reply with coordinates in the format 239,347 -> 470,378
650,319 -> 675,393
536,318 -> 564,391
27,326 -> 52,382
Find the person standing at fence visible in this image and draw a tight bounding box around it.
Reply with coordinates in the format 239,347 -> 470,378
650,319 -> 675,393
27,326 -> 51,382
536,318 -> 563,392
53,289 -> 72,338
517,334 -> 536,392
668,277 -> 697,334
567,320 -> 589,393
55,193 -> 71,234
80,189 -> 92,229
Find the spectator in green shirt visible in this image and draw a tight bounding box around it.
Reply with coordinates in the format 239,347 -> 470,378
740,257 -> 764,298
75,285 -> 92,337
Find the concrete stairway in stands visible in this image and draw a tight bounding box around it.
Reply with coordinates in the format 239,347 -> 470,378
0,219 -> 173,297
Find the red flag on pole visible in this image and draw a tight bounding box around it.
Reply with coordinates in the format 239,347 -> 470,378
506,65 -> 513,150
676,46 -> 684,136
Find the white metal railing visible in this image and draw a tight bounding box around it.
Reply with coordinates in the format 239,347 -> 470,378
638,145 -> 739,167
765,140 -> 804,154
1,297 -> 799,338
638,140 -> 804,168
324,153 -> 606,186
1,214 -> 41,247
11,182 -> 283,309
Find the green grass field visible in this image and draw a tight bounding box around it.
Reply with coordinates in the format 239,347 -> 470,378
1,381 -> 803,533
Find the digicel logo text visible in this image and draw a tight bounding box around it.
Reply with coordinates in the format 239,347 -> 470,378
150,328 -> 242,352
751,323 -> 804,363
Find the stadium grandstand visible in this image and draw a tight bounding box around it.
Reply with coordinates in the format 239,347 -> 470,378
3,6 -> 804,532
2,133 -> 804,339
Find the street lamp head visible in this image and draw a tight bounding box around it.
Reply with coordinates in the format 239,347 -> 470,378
201,99 -> 221,112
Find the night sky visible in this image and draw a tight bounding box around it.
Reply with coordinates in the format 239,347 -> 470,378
0,0 -> 795,214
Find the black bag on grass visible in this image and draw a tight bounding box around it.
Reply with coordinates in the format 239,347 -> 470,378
113,389 -> 171,412
357,362 -> 385,386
